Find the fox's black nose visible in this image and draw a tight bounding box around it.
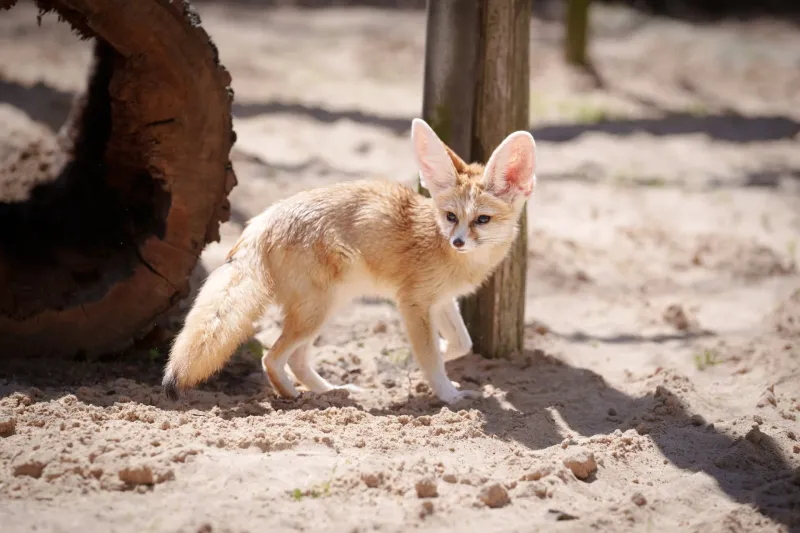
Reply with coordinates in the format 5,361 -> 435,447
452,238 -> 465,248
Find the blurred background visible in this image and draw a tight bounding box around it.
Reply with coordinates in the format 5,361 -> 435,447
0,1 -> 799,531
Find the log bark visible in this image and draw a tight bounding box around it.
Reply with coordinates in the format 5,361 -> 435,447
0,0 -> 236,357
420,0 -> 530,359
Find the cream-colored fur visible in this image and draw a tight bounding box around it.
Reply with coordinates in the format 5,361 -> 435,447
163,118 -> 537,404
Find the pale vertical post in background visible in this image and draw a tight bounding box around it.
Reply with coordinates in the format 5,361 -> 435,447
420,0 -> 531,359
418,0 -> 479,197
459,0 -> 531,359
565,0 -> 591,67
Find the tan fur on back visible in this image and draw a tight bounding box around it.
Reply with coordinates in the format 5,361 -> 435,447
248,178 -> 514,305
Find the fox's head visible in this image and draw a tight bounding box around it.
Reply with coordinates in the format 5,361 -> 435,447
410,118 -> 537,254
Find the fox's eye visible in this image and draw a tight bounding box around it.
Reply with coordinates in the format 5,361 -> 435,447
446,212 -> 458,223
475,215 -> 491,224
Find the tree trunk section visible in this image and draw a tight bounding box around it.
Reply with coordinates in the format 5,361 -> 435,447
0,0 -> 237,357
418,0 -> 479,197
459,0 -> 531,359
420,0 -> 531,359
565,0 -> 591,66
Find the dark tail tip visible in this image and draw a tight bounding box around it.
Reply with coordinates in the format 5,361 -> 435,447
162,372 -> 180,401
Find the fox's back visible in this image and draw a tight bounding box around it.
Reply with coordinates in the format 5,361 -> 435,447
268,180 -> 422,239
241,180 -> 445,289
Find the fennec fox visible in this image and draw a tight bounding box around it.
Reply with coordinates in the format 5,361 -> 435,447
162,118 -> 537,404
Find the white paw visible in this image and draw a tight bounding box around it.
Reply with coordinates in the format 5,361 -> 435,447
334,384 -> 363,394
436,387 -> 482,405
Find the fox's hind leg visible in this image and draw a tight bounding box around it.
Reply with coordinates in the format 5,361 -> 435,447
288,343 -> 362,394
262,301 -> 330,399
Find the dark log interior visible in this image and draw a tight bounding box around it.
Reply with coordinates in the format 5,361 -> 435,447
0,41 -> 171,320
0,0 -> 236,357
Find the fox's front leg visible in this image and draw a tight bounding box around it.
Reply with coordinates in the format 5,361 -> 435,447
436,298 -> 473,361
398,300 -> 481,404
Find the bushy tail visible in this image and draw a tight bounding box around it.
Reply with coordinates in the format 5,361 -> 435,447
162,258 -> 269,400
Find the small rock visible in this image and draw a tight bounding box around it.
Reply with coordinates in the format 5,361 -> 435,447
745,425 -> 764,445
788,430 -> 797,441
520,465 -> 552,481
419,501 -> 434,519
361,472 -> 383,488
528,481 -> 548,499
381,378 -> 396,389
636,423 -> 649,435
607,407 -> 617,416
753,414 -> 763,425
793,445 -> 799,454
12,454 -> 50,479
373,321 -> 388,334
690,414 -> 706,426
415,382 -> 429,394
415,478 -> 438,498
442,473 -> 457,483
663,304 -> 691,331
534,323 -> 550,335
756,390 -> 777,408
563,450 -> 597,480
119,466 -> 155,486
0,416 -> 16,437
631,492 -> 647,506
479,483 -> 510,508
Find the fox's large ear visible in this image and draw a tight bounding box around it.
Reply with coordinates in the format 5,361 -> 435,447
411,118 -> 458,197
482,131 -> 536,204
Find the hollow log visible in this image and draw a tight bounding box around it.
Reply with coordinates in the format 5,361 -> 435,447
0,0 -> 237,357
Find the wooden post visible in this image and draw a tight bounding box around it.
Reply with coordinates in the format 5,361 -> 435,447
565,0 -> 591,66
460,0 -> 531,359
420,0 -> 531,359
418,0 -> 479,196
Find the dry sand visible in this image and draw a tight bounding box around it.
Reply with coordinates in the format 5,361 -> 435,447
1,3 -> 799,532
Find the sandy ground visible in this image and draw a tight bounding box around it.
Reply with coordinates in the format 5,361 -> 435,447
1,2 -> 800,532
